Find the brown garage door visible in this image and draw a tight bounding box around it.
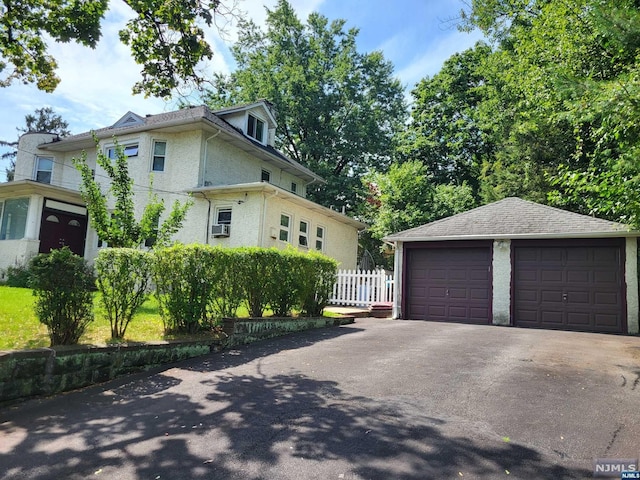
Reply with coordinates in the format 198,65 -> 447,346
405,243 -> 492,323
513,239 -> 625,334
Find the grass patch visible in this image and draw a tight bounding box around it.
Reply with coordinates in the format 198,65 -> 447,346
0,286 -> 336,351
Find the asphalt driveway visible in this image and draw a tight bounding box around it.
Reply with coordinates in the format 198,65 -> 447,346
1,319 -> 640,479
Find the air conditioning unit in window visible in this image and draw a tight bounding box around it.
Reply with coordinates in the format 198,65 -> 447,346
211,224 -> 230,237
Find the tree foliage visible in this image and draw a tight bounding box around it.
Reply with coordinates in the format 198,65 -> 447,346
74,137 -> 192,248
204,0 -> 407,211
361,161 -> 476,240
1,107 -> 70,181
0,0 -> 239,98
456,0 -> 640,226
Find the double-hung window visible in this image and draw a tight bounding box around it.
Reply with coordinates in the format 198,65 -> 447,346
35,157 -> 54,184
216,207 -> 232,225
315,225 -> 325,251
247,114 -> 265,143
152,141 -> 166,172
298,220 -> 309,247
279,213 -> 291,242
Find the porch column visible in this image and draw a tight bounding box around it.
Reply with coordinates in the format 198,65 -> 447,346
492,239 -> 511,326
24,194 -> 43,240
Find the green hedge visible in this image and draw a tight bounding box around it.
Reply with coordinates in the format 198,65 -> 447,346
152,245 -> 338,333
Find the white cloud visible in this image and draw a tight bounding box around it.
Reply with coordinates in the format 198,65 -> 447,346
396,28 -> 486,92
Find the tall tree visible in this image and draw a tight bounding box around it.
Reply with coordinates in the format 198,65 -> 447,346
0,0 -> 240,97
1,107 -> 70,182
204,0 -> 407,211
361,161 -> 476,240
462,0 -> 640,226
399,44 -> 493,195
74,137 -> 192,248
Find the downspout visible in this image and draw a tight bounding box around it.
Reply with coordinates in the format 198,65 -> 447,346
200,129 -> 221,244
259,189 -> 279,245
201,129 -> 221,187
199,192 -> 212,245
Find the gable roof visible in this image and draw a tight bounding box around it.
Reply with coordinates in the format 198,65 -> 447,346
35,104 -> 323,184
384,197 -> 635,242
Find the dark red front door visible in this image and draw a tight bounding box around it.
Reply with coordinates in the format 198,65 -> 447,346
39,207 -> 88,256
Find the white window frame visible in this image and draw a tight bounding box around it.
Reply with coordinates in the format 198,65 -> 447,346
215,206 -> 232,225
279,213 -> 291,243
261,169 -> 271,183
315,225 -> 325,252
106,141 -> 139,160
247,113 -> 266,143
34,156 -> 54,184
151,140 -> 167,172
298,219 -> 309,248
0,197 -> 29,240
291,182 -> 297,194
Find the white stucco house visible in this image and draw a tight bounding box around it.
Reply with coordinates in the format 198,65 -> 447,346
385,197 -> 639,335
0,101 -> 366,275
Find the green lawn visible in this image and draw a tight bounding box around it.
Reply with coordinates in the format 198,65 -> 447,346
0,286 -> 247,350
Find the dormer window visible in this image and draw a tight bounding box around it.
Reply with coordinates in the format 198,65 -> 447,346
247,114 -> 265,143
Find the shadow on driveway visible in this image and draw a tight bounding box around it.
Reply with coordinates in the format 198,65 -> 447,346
1,325 -> 591,479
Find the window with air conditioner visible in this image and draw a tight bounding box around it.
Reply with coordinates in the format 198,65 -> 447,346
212,207 -> 232,237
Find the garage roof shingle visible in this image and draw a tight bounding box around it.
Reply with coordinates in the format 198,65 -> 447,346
384,197 -> 634,242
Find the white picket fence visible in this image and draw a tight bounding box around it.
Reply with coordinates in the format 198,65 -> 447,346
330,269 -> 394,307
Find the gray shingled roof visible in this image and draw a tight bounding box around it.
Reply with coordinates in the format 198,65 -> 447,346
384,197 -> 635,242
36,105 -> 323,183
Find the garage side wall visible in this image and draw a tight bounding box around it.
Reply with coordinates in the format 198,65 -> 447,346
626,237 -> 639,334
492,239 -> 511,326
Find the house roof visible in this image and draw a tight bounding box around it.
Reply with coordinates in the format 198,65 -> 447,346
189,182 -> 368,230
34,104 -> 324,184
0,180 -> 85,204
384,197 -> 636,242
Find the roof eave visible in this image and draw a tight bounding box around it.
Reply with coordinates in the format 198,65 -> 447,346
384,231 -> 640,243
189,182 -> 367,230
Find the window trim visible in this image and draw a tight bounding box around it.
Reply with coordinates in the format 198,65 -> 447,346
34,156 -> 54,184
247,113 -> 266,144
105,141 -> 139,160
279,213 -> 292,243
0,197 -> 29,241
291,182 -> 297,194
215,206 -> 233,226
261,169 -> 271,183
315,225 -> 325,252
298,218 -> 309,248
151,140 -> 167,172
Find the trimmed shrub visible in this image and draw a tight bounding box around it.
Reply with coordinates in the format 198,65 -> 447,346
154,244 -> 216,334
238,247 -> 276,318
5,263 -> 31,287
299,251 -> 338,316
29,247 -> 95,346
267,249 -> 307,317
95,248 -> 153,340
209,247 -> 244,320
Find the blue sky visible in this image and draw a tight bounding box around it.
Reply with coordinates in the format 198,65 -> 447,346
0,0 -> 484,181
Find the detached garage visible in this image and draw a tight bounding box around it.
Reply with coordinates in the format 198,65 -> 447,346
385,198 -> 639,335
